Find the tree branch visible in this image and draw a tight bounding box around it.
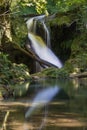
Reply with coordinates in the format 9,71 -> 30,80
25,43 -> 58,68
70,72 -> 87,78
13,42 -> 58,68
1,111 -> 10,130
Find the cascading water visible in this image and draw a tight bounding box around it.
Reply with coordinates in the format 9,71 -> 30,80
26,15 -> 51,47
26,15 -> 63,70
42,21 -> 51,48
26,15 -> 45,72
28,33 -> 62,68
26,15 -> 45,33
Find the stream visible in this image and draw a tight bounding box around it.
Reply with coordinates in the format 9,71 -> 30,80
0,78 -> 87,130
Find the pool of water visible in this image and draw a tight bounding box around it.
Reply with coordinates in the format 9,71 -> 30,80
0,78 -> 87,130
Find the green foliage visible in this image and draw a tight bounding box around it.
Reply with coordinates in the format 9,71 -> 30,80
11,82 -> 30,98
57,16 -> 71,25
33,67 -> 69,79
10,0 -> 47,15
64,60 -> 75,73
10,0 -> 87,15
46,0 -> 58,13
55,0 -> 86,12
33,0 -> 47,14
71,37 -> 82,57
77,3 -> 87,31
0,52 -> 30,84
66,32 -> 87,73
50,15 -> 72,26
11,17 -> 27,47
75,53 -> 87,71
10,0 -> 36,15
47,0 -> 84,13
55,68 -> 69,79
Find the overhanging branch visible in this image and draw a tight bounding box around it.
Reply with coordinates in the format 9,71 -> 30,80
13,42 -> 58,68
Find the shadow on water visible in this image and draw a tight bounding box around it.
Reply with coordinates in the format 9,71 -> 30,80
0,78 -> 87,130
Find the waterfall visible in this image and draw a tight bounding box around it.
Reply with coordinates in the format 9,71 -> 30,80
26,15 -> 45,33
26,15 -> 51,46
28,33 -> 62,68
26,15 -> 63,70
42,21 -> 51,48
26,15 -> 45,72
26,17 -> 34,32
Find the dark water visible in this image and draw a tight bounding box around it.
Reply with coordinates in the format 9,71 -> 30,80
0,78 -> 87,130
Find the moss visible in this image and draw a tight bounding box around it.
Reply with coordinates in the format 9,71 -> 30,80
50,16 -> 71,26
64,61 -> 74,73
11,17 -> 27,47
32,67 -> 69,79
65,32 -> 87,73
0,52 -> 31,85
49,12 -> 76,27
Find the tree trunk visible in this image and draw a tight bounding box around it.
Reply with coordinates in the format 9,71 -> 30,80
70,72 -> 87,78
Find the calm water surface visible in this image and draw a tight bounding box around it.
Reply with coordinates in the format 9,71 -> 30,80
0,78 -> 87,130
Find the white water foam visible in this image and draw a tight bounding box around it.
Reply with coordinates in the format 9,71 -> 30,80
28,33 -> 63,68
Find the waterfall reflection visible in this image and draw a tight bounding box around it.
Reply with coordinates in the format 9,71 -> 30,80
25,86 -> 60,118
1,79 -> 87,130
24,85 -> 60,130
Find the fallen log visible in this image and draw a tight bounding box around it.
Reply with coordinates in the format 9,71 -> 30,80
70,72 -> 87,78
12,41 -> 58,68
25,42 -> 58,68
